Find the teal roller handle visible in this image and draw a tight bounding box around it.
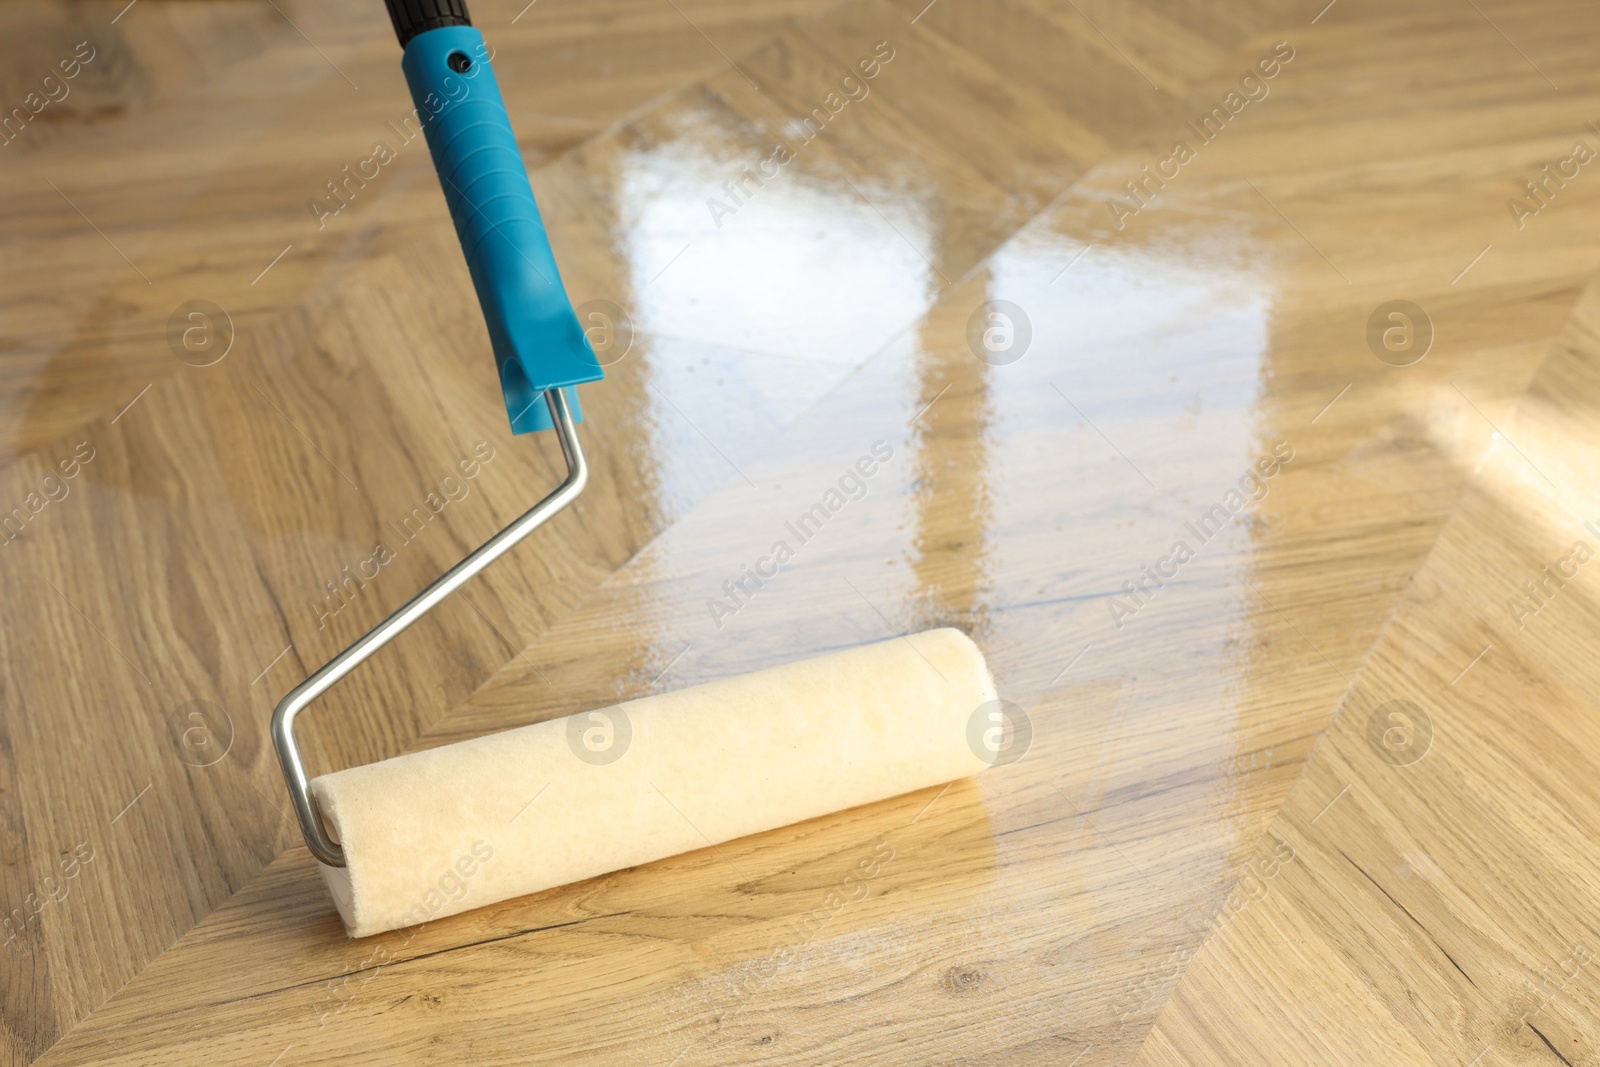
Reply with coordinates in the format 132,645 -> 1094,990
399,24 -> 602,434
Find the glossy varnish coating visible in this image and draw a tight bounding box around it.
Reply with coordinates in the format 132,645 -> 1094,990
2,0 -> 1599,1065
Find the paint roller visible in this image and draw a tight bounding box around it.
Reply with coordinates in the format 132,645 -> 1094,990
272,0 -> 1000,938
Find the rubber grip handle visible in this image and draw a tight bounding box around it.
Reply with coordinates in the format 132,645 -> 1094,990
400,26 -> 602,434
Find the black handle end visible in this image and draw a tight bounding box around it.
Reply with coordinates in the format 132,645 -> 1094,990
383,0 -> 472,48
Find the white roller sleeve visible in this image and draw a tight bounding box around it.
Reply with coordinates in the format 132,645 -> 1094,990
311,628 -> 997,937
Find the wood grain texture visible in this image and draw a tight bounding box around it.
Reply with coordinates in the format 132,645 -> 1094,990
1133,244 -> 1600,1067
3,0 -> 1600,1065
0,0 -> 841,459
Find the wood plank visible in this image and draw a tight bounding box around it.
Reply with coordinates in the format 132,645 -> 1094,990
0,0 -> 843,459
7,0 -> 1600,1064
1132,266 -> 1600,1067
22,1 -> 1600,1063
